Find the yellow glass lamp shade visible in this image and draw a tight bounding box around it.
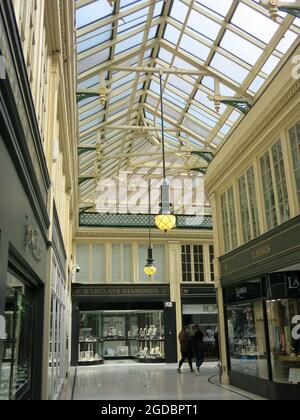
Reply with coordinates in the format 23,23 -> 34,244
155,214 -> 176,233
144,263 -> 157,277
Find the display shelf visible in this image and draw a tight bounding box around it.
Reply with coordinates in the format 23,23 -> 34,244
137,358 -> 165,363
103,338 -> 126,342
136,338 -> 164,342
78,359 -> 104,366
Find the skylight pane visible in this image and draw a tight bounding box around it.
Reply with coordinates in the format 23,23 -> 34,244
275,30 -> 298,53
179,34 -> 211,61
261,55 -> 280,75
196,0 -> 233,17
148,25 -> 158,40
77,25 -> 112,53
158,48 -> 174,63
220,30 -> 263,66
231,3 -> 278,43
167,74 -> 194,95
164,24 -> 181,45
187,10 -> 221,41
76,1 -> 113,28
115,32 -> 144,54
248,76 -> 265,94
210,53 -> 249,84
78,48 -> 110,73
117,8 -> 149,34
170,0 -> 189,23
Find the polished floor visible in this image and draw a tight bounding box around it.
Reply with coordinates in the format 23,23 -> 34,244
68,361 -> 263,401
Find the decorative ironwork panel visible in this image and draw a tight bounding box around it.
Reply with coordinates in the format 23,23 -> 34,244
79,213 -> 213,230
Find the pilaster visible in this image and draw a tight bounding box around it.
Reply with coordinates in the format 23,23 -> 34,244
168,241 -> 182,362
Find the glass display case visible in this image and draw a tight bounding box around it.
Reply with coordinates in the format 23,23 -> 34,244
227,302 -> 268,379
267,298 -> 300,385
78,310 -> 165,364
78,312 -> 104,365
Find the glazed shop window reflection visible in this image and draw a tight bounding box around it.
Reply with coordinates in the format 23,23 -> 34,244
227,303 -> 268,379
0,273 -> 34,400
267,299 -> 300,384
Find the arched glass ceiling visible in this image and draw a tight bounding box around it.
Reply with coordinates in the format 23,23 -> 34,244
75,0 -> 300,213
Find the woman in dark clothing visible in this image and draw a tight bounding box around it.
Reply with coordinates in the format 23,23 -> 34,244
177,326 -> 194,374
191,325 -> 205,375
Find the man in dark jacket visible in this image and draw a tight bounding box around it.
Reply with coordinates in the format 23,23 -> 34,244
177,326 -> 194,374
191,325 -> 204,375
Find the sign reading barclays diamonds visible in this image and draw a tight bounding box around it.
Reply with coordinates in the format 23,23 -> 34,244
73,284 -> 170,299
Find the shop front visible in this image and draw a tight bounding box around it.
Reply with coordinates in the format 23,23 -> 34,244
0,1 -> 50,400
71,285 -> 177,366
221,216 -> 300,400
181,284 -> 218,360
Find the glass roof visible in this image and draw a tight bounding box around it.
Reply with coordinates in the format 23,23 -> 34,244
75,0 -> 300,214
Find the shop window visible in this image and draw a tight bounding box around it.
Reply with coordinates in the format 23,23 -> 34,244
221,186 -> 238,253
271,141 -> 290,223
246,167 -> 260,238
238,167 -> 261,244
112,244 -> 133,283
48,259 -> 66,400
78,310 -> 165,364
260,140 -> 290,231
267,299 -> 300,385
289,122 -> 300,209
227,302 -> 269,380
0,273 -> 35,400
261,152 -> 278,230
238,175 -> 251,243
209,245 -> 215,282
76,244 -> 90,283
182,245 -> 204,283
92,244 -> 105,283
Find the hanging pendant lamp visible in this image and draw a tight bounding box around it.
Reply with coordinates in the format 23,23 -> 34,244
155,72 -> 176,233
144,179 -> 157,277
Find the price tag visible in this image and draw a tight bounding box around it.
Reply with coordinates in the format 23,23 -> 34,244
289,368 -> 300,384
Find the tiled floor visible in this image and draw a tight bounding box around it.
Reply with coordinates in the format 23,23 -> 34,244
68,361 -> 263,401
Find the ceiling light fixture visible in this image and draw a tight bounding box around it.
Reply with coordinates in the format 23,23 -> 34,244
144,179 -> 157,277
155,72 -> 176,233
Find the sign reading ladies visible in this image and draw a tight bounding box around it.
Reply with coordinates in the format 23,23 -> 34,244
292,315 -> 300,341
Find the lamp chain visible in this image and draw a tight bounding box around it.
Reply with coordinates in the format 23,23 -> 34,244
148,179 -> 151,248
159,72 -> 166,180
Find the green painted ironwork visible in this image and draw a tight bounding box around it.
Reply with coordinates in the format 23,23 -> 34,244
191,151 -> 214,163
76,92 -> 99,103
279,7 -> 300,17
220,100 -> 252,115
79,213 -> 213,230
78,146 -> 96,156
192,168 -> 207,175
79,176 -> 95,185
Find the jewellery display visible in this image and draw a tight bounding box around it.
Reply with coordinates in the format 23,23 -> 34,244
78,310 -> 165,364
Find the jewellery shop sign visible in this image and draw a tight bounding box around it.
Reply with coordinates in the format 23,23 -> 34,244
72,285 -> 170,299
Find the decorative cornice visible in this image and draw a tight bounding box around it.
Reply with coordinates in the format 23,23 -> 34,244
251,79 -> 300,141
76,228 -> 214,241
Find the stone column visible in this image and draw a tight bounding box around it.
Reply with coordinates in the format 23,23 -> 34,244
168,241 -> 182,362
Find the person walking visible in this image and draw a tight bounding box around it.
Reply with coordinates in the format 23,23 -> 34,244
191,325 -> 204,375
177,326 -> 194,374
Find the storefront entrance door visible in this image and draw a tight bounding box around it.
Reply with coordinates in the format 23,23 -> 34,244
0,272 -> 35,400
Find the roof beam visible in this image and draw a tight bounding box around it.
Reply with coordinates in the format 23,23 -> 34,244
109,66 -> 211,76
